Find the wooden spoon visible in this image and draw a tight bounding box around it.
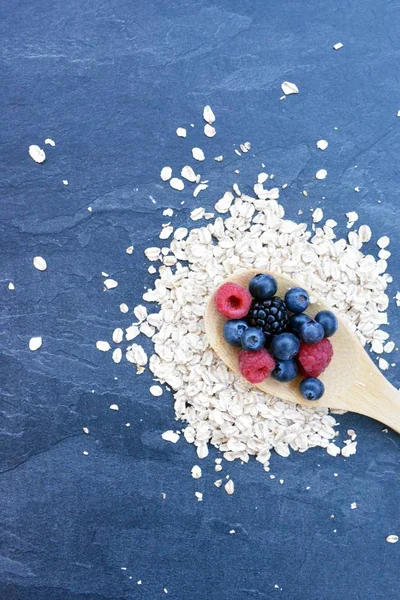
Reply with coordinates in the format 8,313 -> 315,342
204,269 -> 400,433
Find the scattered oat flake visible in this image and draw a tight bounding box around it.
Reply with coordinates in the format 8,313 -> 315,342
29,336 -> 42,351
215,191 -> 234,214
160,166 -> 172,181
174,227 -> 188,240
144,247 -> 161,261
83,427 -> 89,434
83,451 -> 89,456
215,464 -> 222,472
170,177 -> 184,191
190,207 -> 205,221
112,328 -> 124,344
358,225 -> 372,242
8,282 -> 15,290
44,138 -> 55,146
126,343 -> 148,367
163,208 -> 174,217
281,81 -> 299,95
62,180 -> 68,185
176,127 -> 187,138
225,480 -> 234,495
315,169 -> 327,180
377,236 -> 390,249
326,443 -> 341,457
191,465 -> 202,479
150,385 -> 163,397
112,348 -> 122,363
386,535 -> 399,544
379,357 -> 389,371
180,165 -> 197,182
317,139 -> 329,150
234,149 -> 241,156
119,303 -> 129,313
159,225 -> 173,240
341,441 -> 357,457
96,341 -> 111,352
204,124 -> 216,138
214,479 -> 223,488
195,492 -> 203,501
333,42 -> 344,50
29,145 -> 46,163
384,341 -> 395,353
214,155 -> 223,162
192,148 -> 205,161
193,183 -> 208,198
109,404 -> 119,411
350,502 -> 357,509
396,292 -> 400,307
104,279 -> 118,290
162,430 -> 180,443
257,172 -> 269,184
33,256 -> 47,271
346,211 -> 359,226
232,183 -> 241,196
312,208 -> 324,223
203,105 -> 216,124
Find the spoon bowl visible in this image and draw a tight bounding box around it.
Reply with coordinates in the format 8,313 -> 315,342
205,269 -> 400,433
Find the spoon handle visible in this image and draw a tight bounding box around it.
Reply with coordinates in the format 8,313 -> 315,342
349,372 -> 400,434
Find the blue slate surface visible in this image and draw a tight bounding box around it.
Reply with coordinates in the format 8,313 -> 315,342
1,1 -> 399,598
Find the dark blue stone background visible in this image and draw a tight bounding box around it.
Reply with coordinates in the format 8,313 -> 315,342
0,1 -> 399,598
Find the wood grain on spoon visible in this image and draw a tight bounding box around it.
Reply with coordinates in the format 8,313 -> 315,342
204,269 -> 400,433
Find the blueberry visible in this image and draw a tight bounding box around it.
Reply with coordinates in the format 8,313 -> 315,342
315,310 -> 338,337
300,377 -> 325,400
270,333 -> 300,360
298,320 -> 324,344
289,313 -> 312,335
241,327 -> 266,351
223,319 -> 248,347
249,273 -> 278,300
272,359 -> 298,382
284,287 -> 310,314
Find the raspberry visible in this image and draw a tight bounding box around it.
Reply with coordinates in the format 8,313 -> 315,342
215,282 -> 252,319
297,338 -> 333,378
239,348 -> 276,384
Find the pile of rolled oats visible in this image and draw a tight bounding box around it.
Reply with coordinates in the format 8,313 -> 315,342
98,107 -> 396,471
104,191 -> 393,470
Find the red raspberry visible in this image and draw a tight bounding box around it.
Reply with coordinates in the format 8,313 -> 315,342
297,338 -> 333,378
239,349 -> 276,384
215,282 -> 252,319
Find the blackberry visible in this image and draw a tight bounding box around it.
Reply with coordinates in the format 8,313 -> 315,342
246,297 -> 289,341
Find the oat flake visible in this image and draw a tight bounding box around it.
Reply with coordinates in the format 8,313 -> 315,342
29,145 -> 46,163
192,148 -> 205,162
315,169 -> 327,180
160,167 -> 172,181
162,430 -> 180,443
176,127 -> 187,138
203,105 -> 215,124
33,256 -> 47,271
281,81 -> 299,95
317,139 -> 328,150
204,124 -> 216,138
386,535 -> 399,544
29,336 -> 42,351
150,385 -> 163,397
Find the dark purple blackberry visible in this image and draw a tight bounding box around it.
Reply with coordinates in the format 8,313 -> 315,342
246,297 -> 289,341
